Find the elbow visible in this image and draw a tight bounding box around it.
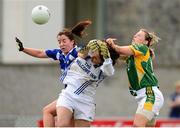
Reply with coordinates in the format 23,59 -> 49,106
101,59 -> 115,76
104,68 -> 114,76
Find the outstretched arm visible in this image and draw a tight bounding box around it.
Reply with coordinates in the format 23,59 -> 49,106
22,48 -> 48,58
106,38 -> 134,56
15,37 -> 48,58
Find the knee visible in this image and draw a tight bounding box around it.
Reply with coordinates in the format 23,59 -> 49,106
146,118 -> 156,127
42,105 -> 56,116
133,121 -> 146,127
133,114 -> 148,127
42,106 -> 49,114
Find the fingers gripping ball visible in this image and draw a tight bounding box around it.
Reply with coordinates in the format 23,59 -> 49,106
99,42 -> 110,59
15,37 -> 24,51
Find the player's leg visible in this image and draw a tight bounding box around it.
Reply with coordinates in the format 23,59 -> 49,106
43,100 -> 57,127
73,98 -> 95,127
56,106 -> 74,127
146,118 -> 156,127
56,92 -> 74,127
133,87 -> 154,126
146,87 -> 164,127
133,113 -> 149,126
134,87 -> 164,127
74,119 -> 91,127
133,114 -> 156,127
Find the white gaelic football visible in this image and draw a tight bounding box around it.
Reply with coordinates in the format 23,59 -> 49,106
31,5 -> 50,25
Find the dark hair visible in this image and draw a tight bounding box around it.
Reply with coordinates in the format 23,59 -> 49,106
57,20 -> 91,46
98,42 -> 120,65
140,29 -> 155,58
140,29 -> 152,47
107,43 -> 120,65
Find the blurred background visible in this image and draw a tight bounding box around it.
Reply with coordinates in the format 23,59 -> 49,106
0,0 -> 180,126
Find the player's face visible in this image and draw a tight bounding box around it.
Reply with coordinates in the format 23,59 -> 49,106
91,51 -> 102,65
57,35 -> 75,55
176,85 -> 180,94
132,30 -> 147,45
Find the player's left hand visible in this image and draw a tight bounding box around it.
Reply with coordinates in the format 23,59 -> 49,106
87,39 -> 100,52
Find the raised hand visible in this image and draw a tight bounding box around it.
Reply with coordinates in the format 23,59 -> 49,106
99,42 -> 110,59
87,39 -> 100,52
106,38 -> 117,49
15,37 -> 24,51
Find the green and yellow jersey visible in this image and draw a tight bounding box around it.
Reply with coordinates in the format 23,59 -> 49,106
126,44 -> 158,91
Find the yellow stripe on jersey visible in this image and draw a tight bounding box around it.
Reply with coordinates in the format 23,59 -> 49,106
129,45 -> 143,56
129,45 -> 150,85
127,44 -> 158,91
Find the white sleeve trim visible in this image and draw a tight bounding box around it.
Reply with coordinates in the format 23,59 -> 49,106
56,52 -> 60,60
100,58 -> 114,76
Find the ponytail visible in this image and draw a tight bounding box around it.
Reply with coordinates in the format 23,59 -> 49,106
71,20 -> 92,38
141,29 -> 161,47
141,29 -> 161,58
57,20 -> 92,45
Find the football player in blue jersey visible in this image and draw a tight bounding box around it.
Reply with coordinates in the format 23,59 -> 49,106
15,20 -> 91,127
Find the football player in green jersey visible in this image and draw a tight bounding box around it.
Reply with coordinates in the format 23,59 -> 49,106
106,29 -> 164,127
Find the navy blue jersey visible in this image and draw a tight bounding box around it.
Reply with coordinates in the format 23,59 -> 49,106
45,47 -> 78,72
169,93 -> 180,118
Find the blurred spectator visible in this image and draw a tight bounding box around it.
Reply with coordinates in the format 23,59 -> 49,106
169,81 -> 180,118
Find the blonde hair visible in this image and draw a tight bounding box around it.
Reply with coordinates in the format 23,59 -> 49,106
140,29 -> 161,47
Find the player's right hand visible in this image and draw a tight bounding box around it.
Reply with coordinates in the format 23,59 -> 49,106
106,38 -> 117,48
99,42 -> 110,59
15,37 -> 24,51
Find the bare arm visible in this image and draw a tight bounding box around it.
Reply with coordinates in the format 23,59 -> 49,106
113,45 -> 134,56
106,38 -> 134,56
22,47 -> 48,58
15,37 -> 48,58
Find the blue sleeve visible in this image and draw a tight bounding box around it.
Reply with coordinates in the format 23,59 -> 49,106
45,49 -> 61,60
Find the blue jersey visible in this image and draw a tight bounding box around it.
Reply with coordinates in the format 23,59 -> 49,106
45,47 -> 78,71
